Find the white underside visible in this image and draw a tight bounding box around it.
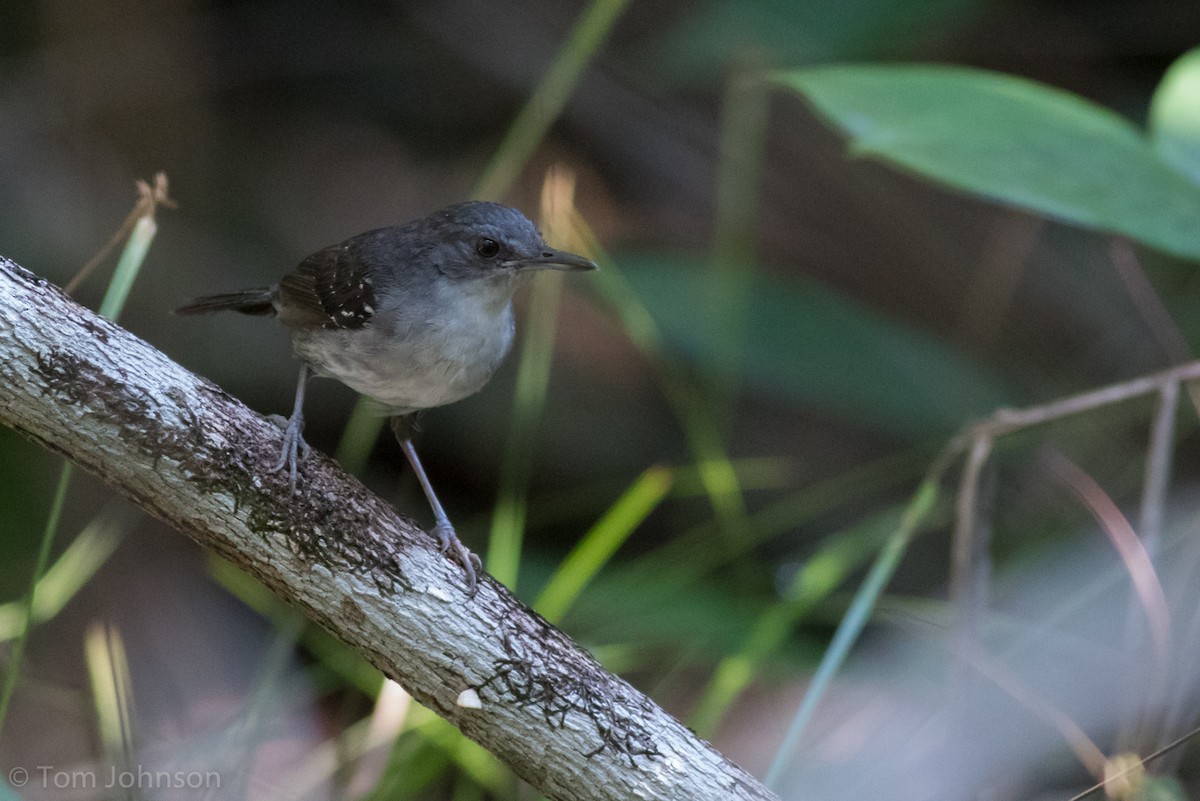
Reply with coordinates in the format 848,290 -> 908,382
291,276 -> 518,416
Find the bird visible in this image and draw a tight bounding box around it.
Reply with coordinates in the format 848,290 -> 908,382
177,201 -> 598,593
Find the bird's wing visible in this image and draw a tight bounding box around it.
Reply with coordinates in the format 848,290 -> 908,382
278,243 -> 376,330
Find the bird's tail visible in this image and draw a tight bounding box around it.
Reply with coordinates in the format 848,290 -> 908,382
175,287 -> 278,316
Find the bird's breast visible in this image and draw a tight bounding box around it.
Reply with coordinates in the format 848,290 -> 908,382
291,298 -> 515,416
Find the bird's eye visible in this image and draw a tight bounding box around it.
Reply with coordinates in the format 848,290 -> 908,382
475,238 -> 501,258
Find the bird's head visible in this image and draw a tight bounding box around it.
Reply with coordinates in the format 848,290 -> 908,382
422,201 -> 597,281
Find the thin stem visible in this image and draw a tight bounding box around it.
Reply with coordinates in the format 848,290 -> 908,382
956,638 -> 1108,779
1046,452 -> 1172,677
955,213 -> 1041,345
689,507 -> 897,738
1118,379 -> 1180,751
1066,724 -> 1200,801
1109,238 -> 1192,364
979,360 -> 1200,436
949,433 -> 994,644
66,172 -> 174,295
1139,379 -> 1178,559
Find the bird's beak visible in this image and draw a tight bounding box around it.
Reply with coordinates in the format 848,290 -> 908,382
507,247 -> 598,273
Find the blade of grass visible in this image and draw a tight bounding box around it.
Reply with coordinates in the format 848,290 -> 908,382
207,556 -> 383,695
0,503 -> 131,641
571,217 -> 757,582
84,621 -> 136,774
523,456 -> 794,538
689,506 -> 900,737
677,64 -> 770,576
635,446 -> 930,587
764,473 -> 942,788
472,0 -> 632,202
0,178 -> 168,736
65,172 -> 175,295
260,712 -> 378,801
536,466 -> 673,624
98,215 -> 157,320
217,612 -> 307,800
486,168 -> 580,587
706,63 -> 769,424
0,466 -> 71,733
334,403 -> 386,479
259,680 -> 425,801
344,680 -> 412,797
333,397 -> 384,468
485,271 -> 565,587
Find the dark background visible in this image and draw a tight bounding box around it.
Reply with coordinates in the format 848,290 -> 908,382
2,1 -> 1200,798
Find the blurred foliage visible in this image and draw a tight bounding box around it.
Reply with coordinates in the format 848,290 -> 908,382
776,57 -> 1200,261
0,431 -> 54,596
535,465 -> 674,623
1150,47 -> 1200,186
648,0 -> 991,81
4,0 -> 1200,798
622,251 -> 1014,438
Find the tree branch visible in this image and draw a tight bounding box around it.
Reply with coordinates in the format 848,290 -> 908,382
0,256 -> 779,801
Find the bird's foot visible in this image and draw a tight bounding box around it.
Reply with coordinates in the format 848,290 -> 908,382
267,413 -> 311,492
433,518 -> 481,596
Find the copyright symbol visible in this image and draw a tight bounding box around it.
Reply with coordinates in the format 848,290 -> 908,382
8,767 -> 28,786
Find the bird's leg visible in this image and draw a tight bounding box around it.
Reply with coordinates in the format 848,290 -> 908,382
270,363 -> 312,492
393,418 -> 480,594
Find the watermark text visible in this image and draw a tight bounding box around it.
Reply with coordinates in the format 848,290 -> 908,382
8,764 -> 222,791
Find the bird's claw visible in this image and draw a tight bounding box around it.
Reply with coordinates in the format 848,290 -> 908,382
268,413 -> 310,492
433,519 -> 480,596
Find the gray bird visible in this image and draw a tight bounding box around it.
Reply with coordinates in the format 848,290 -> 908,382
177,201 -> 598,592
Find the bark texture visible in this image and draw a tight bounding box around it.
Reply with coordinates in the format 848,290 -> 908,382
0,256 -> 780,801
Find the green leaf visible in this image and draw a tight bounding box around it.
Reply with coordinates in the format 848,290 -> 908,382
649,0 -> 988,82
775,65 -> 1200,261
621,253 -> 1013,439
1150,47 -> 1200,185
